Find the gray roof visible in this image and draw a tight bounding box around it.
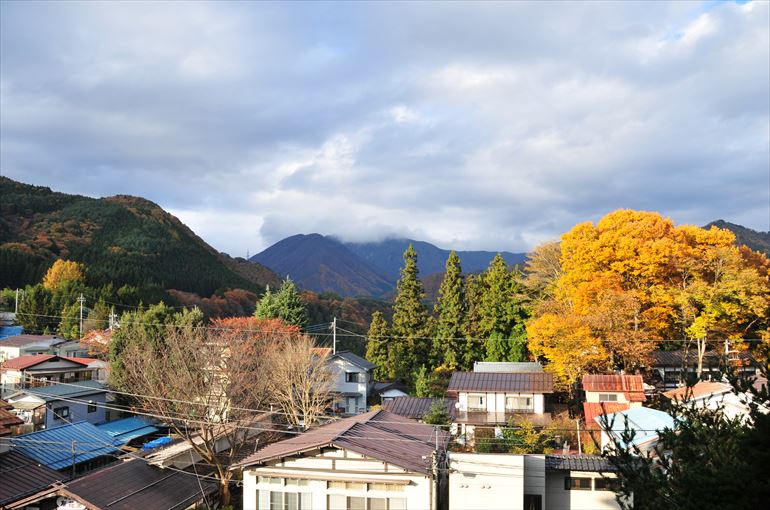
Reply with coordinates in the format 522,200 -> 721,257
0,334 -> 65,348
12,380 -> 107,402
237,410 -> 447,475
0,450 -> 63,506
651,349 -> 755,368
382,397 -> 457,420
545,454 -> 617,472
473,362 -> 543,373
447,371 -> 554,393
333,351 -> 377,371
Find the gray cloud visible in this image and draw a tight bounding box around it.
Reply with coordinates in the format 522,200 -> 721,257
1,0 -> 768,256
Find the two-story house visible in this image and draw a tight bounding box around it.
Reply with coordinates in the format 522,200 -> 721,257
6,379 -> 108,431
447,366 -> 554,438
582,374 -> 646,427
329,351 -> 377,415
0,354 -> 99,398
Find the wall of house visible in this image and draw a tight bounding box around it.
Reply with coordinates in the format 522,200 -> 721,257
243,448 -> 432,510
330,358 -> 371,414
44,392 -> 107,429
457,392 -> 544,414
449,453 -> 525,510
545,470 -> 621,510
524,455 -> 546,506
584,392 -> 628,404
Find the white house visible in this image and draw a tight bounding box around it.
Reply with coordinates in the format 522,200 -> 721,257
328,351 -> 378,415
449,453 -> 622,510
236,410 -> 448,510
662,379 -> 767,421
582,374 -> 646,430
447,370 -> 554,437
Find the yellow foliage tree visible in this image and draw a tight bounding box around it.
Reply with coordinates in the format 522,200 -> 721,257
528,209 -> 770,383
42,259 -> 85,291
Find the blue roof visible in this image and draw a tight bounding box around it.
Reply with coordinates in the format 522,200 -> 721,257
0,326 -> 23,339
11,421 -> 121,470
97,417 -> 159,444
596,407 -> 675,448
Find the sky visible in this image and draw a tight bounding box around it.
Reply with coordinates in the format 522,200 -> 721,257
1,0 -> 768,257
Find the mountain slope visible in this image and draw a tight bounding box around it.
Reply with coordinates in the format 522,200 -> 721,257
344,238 -> 527,281
0,177 -> 278,295
252,233 -> 528,297
251,234 -> 394,296
706,220 -> 770,255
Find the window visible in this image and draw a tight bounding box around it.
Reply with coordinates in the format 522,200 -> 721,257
53,406 -> 70,420
346,372 -> 360,383
565,477 -> 592,490
467,394 -> 486,411
285,478 -> 309,487
368,483 -> 404,492
257,490 -> 310,510
598,393 -> 618,402
328,481 -> 366,491
594,477 -> 620,491
505,396 -> 533,411
87,401 -> 97,413
259,476 -> 284,485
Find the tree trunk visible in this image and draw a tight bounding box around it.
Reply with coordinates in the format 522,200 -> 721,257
220,478 -> 231,507
696,338 -> 706,378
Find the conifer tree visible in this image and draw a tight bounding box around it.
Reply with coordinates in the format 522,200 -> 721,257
57,302 -> 81,340
414,365 -> 431,397
479,255 -> 529,361
462,274 -> 486,369
254,285 -> 279,320
274,278 -> 308,328
390,244 -> 431,380
366,311 -> 392,380
434,251 -> 466,369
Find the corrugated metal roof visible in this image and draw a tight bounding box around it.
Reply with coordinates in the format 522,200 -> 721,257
17,380 -> 107,402
545,454 -> 617,472
447,372 -> 554,393
651,350 -> 755,367
582,374 -> 646,402
583,402 -> 631,426
663,381 -> 732,401
596,407 -> 675,448
63,458 -> 217,510
333,351 -> 377,370
382,397 -> 457,420
97,417 -> 159,444
0,450 -> 63,506
11,421 -> 122,470
473,362 -> 543,373
0,334 -> 65,348
236,410 -> 446,475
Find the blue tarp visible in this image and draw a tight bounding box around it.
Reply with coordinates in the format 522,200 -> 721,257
143,436 -> 173,450
11,421 -> 121,470
97,417 -> 159,444
0,326 -> 23,339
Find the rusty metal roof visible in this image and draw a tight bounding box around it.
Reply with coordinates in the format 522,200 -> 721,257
447,371 -> 554,393
582,374 -> 646,402
582,402 -> 631,426
0,450 -> 62,506
382,397 -> 457,420
236,410 -> 447,475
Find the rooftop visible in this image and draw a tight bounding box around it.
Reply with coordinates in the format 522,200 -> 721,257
332,351 -> 377,371
11,380 -> 107,402
651,349 -> 755,368
663,380 -> 733,401
0,334 -> 65,348
1,354 -> 89,371
0,450 -> 63,507
382,396 -> 457,420
473,361 -> 543,373
11,421 -> 121,470
582,374 -> 646,402
0,398 -> 24,436
583,402 -> 631,426
96,417 -> 160,445
236,410 -> 447,475
447,371 -> 554,394
596,407 -> 675,448
545,454 -> 617,472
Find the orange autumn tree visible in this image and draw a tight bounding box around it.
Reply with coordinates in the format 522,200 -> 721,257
527,209 -> 770,389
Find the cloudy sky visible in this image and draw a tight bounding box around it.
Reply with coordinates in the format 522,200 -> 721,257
1,1 -> 768,256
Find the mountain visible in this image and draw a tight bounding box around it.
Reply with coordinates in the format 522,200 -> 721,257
251,234 -> 394,297
706,220 -> 770,255
344,238 -> 527,281
251,233 -> 527,298
0,177 -> 279,295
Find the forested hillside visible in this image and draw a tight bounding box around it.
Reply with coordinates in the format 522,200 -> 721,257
0,177 -> 278,295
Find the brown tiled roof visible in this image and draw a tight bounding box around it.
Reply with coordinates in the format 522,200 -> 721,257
447,372 -> 554,394
0,450 -> 62,506
1,354 -> 89,371
582,374 -> 646,402
237,410 -> 447,475
663,380 -> 733,401
382,397 -> 458,420
583,402 -> 631,427
62,458 -> 217,510
0,402 -> 23,436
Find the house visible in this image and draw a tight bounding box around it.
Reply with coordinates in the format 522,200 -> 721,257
56,340 -> 91,358
383,396 -> 458,422
0,398 -> 24,446
0,334 -> 66,363
582,374 -> 646,427
662,379 -> 764,420
1,354 -> 100,398
649,350 -> 757,391
328,351 -> 378,414
0,450 -> 63,509
373,381 -> 409,404
10,421 -> 121,475
594,407 -> 674,453
448,453 -> 621,510
8,457 -> 218,510
6,380 -> 108,431
236,409 -> 449,510
447,370 -> 554,437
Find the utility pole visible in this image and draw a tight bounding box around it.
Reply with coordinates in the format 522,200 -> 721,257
108,307 -> 117,330
332,317 -> 337,355
15,289 -> 19,315
71,440 -> 77,479
576,419 -> 582,454
78,294 -> 85,339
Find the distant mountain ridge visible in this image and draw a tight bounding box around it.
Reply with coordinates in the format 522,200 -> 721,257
251,233 -> 527,297
706,220 -> 769,256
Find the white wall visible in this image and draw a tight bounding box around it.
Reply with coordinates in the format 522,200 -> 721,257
243,448 -> 432,510
584,392 -> 628,404
330,358 -> 370,414
545,471 -> 620,510
449,453 -> 525,510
